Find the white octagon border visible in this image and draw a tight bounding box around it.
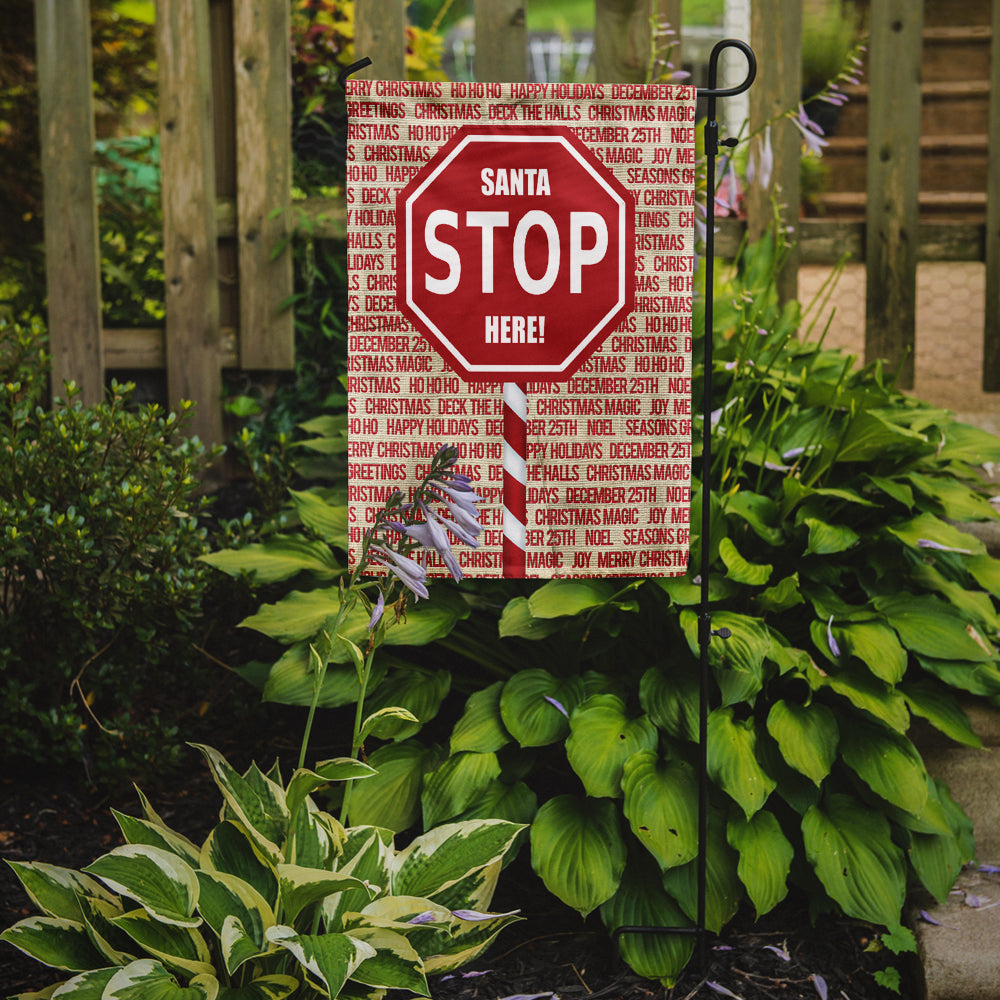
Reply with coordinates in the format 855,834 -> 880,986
403,132 -> 630,377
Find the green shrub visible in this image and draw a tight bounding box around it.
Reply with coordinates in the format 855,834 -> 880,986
1,743 -> 524,997
0,317 -> 219,783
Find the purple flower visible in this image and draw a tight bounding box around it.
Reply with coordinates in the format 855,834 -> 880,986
544,695 -> 569,718
706,983 -> 742,999
917,538 -> 972,554
407,911 -> 438,925
747,125 -> 773,190
367,590 -> 385,631
763,944 -> 790,961
451,908 -> 520,921
827,616 -> 841,658
792,104 -> 829,156
812,974 -> 828,1000
434,492 -> 483,540
368,544 -> 429,600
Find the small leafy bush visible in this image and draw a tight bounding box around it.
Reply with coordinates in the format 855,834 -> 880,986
0,318 -> 218,782
1,743 -> 523,998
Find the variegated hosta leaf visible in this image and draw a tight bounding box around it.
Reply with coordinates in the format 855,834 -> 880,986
4,862 -> 118,922
499,670 -> 585,747
599,853 -> 694,987
276,864 -> 375,925
190,746 -> 287,863
727,811 -> 793,917
220,915 -> 269,980
265,926 -> 376,998
0,916 -> 107,972
391,820 -> 524,901
214,975 -> 299,1000
345,926 -> 429,995
288,802 -> 344,870
621,751 -> 699,871
110,908 -> 214,979
200,822 -> 278,910
322,829 -> 393,931
77,894 -> 136,966
661,811 -> 742,934
765,700 -> 838,786
529,795 -> 626,917
285,760 -> 376,823
421,859 -> 501,916
706,707 -> 776,819
421,751 -> 501,829
450,682 -> 511,754
195,871 -> 274,974
802,793 -> 906,927
46,966 -> 118,997
112,811 -> 202,868
421,906 -> 523,975
347,740 -> 443,832
565,695 -> 658,799
838,718 -> 929,817
102,958 -> 218,999
83,845 -> 200,928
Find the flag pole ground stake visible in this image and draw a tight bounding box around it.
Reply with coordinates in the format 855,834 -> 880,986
612,38 -> 756,975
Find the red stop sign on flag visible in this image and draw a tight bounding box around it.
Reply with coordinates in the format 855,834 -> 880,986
397,125 -> 636,382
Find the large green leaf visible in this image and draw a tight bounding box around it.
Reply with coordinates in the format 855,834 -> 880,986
660,810 -> 741,934
452,779 -> 538,827
900,680 -> 982,748
527,579 -> 616,618
621,751 -> 699,871
499,670 -> 584,747
905,473 -> 998,522
755,573 -> 805,614
565,695 -> 658,798
265,926 -> 374,997
421,751 -> 502,828
0,916 -> 107,972
362,667 -> 451,741
806,660 -> 909,732
200,535 -> 341,584
216,976 -> 299,1000
834,621 -> 907,684
497,597 -> 564,640
718,537 -> 772,585
260,643 -> 387,709
346,740 -> 442,832
530,796 -> 626,917
765,700 -> 838,786
724,490 -> 784,545
802,794 -> 906,926
285,759 -> 376,823
639,664 -> 699,742
909,826 -> 965,905
288,489 -> 349,546
707,708 -> 775,818
838,718 -> 928,817
680,610 -> 770,706
599,853 -> 694,987
4,862 -> 118,923
103,959 -> 218,1000
834,410 -> 927,463
727,811 -> 793,917
83,846 -> 200,928
874,594 -> 995,662
392,820 -> 523,900
450,682 -> 511,754
886,512 -> 985,556
916,655 -> 1000,697
803,517 -> 859,556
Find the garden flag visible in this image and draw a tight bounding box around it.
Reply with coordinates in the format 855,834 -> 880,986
346,80 -> 697,579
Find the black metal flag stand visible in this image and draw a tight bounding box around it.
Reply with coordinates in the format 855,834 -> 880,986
612,38 -> 756,973
341,39 -> 758,976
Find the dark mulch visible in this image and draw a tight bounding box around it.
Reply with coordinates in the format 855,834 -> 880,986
1,751 -> 914,1000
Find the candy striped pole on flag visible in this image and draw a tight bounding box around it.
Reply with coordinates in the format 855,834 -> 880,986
502,381 -> 528,578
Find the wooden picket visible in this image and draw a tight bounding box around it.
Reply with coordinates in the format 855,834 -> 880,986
30,0 -> 1000,448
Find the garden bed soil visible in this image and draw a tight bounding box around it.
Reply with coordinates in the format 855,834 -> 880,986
1,743 -> 913,1000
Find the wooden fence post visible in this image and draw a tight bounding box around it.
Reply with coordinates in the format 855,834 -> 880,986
594,0 -> 651,84
355,0 -> 407,79
34,0 -> 104,405
983,0 -> 1000,390
864,0 -> 923,389
157,0 -> 223,445
233,0 -> 294,370
474,0 -> 526,82
746,0 -> 801,305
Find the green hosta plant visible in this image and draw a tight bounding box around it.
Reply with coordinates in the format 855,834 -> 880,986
341,234 -> 998,985
1,743 -> 523,999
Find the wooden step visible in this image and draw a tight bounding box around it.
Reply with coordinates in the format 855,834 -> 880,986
822,134 -> 989,193
921,0 -> 992,28
832,80 -> 991,138
922,25 -> 993,83
813,190 -> 987,222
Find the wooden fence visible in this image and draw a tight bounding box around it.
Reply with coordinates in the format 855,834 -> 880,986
33,0 -> 1000,445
